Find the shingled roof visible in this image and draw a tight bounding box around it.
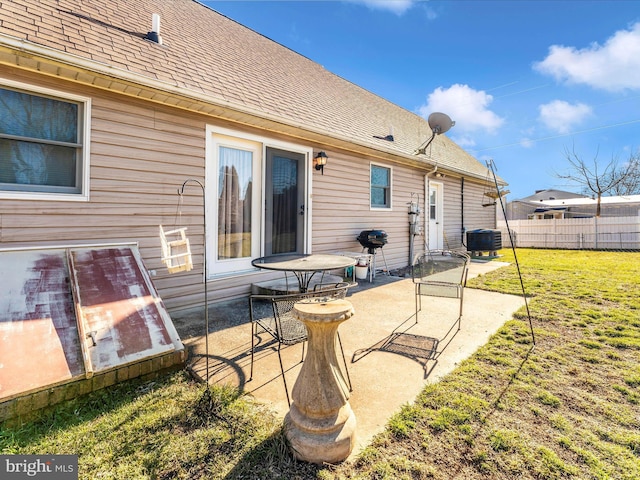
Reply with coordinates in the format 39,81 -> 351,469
0,0 -> 494,181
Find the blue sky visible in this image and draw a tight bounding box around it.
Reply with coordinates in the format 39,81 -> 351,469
204,1 -> 640,199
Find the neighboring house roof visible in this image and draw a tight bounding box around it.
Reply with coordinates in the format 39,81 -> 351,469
539,195 -> 640,208
0,0 -> 496,182
508,193 -> 640,220
517,189 -> 589,202
533,207 -> 566,213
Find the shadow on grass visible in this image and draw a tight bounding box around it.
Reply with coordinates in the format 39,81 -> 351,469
2,374 -> 302,478
222,428 -> 323,480
445,342 -> 536,477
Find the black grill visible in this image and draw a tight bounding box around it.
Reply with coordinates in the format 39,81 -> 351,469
357,230 -> 388,253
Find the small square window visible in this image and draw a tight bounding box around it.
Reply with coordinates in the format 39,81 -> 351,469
0,82 -> 90,200
370,164 -> 391,209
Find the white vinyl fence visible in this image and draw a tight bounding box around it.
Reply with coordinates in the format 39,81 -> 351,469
498,215 -> 640,250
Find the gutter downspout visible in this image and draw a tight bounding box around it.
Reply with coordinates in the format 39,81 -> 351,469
461,177 -> 465,246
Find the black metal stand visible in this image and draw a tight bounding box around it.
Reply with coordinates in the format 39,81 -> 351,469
178,179 -> 211,379
365,246 -> 389,278
487,160 -> 535,346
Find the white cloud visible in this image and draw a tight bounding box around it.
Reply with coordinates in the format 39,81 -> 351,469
453,135 -> 476,148
349,0 -> 415,15
534,22 -> 640,91
423,5 -> 438,21
519,138 -> 535,149
538,100 -> 592,134
418,84 -> 504,135
518,127 -> 536,148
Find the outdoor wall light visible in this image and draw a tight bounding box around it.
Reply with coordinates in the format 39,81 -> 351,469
314,151 -> 328,175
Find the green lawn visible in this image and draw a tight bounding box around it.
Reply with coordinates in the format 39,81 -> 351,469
2,249 -> 639,479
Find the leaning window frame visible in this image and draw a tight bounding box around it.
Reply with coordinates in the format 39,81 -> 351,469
0,78 -> 91,202
370,162 -> 392,210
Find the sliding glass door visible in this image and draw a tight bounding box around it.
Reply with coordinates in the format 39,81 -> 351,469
265,147 -> 305,256
207,128 -> 308,276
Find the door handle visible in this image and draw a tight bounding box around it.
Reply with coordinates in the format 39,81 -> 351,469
299,204 -> 305,216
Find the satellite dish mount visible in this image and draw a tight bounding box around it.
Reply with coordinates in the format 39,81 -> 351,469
414,112 -> 455,155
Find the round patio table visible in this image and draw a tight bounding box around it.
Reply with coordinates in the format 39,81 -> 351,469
251,254 -> 356,292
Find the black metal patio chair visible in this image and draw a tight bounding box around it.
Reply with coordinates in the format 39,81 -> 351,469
412,249 -> 470,326
248,284 -> 353,406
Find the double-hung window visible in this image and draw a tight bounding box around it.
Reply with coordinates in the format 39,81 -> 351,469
0,81 -> 90,200
370,163 -> 391,209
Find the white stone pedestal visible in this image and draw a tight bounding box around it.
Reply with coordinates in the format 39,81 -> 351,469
285,299 -> 356,464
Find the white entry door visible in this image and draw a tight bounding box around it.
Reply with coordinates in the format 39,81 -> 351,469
427,180 -> 444,250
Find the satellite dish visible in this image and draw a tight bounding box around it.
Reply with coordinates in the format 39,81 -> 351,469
428,112 -> 455,134
414,112 -> 455,155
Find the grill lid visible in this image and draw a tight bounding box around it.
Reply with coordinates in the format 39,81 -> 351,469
357,230 -> 388,249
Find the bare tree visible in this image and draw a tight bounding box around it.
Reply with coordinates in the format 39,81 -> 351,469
555,146 -> 640,216
609,150 -> 640,196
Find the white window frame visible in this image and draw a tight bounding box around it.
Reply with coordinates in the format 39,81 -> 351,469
0,78 -> 91,202
205,125 -> 312,278
370,162 -> 392,210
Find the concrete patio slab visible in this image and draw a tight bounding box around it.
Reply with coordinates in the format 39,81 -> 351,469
171,259 -> 523,460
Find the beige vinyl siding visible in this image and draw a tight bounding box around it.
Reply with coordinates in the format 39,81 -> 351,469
0,67 -> 495,311
461,178 -> 498,236
311,151 -> 426,270
441,176 -> 496,250
92,98 -> 255,307
442,176 -> 463,249
0,69 -> 249,310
